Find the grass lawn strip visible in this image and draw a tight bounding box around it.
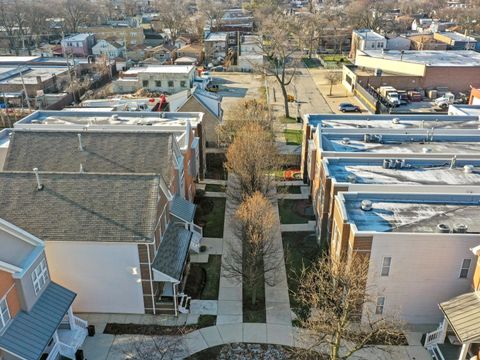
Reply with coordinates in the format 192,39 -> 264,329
278,199 -> 315,224
283,129 -> 302,145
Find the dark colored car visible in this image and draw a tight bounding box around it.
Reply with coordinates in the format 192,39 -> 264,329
338,103 -> 361,112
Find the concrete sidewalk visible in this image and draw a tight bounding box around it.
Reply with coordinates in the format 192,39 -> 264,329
265,196 -> 293,326
216,175 -> 243,325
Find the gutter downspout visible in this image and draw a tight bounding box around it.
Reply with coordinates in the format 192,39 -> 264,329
146,242 -> 156,315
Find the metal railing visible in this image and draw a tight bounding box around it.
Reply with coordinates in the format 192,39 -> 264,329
73,315 -> 88,329
191,223 -> 203,236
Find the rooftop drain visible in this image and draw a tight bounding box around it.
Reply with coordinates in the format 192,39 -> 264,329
392,117 -> 400,124
422,147 -> 432,153
346,174 -> 357,183
342,137 -> 351,145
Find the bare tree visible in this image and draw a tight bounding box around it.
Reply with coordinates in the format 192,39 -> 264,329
153,0 -> 190,43
223,192 -> 282,305
325,71 -> 341,96
216,99 -> 273,146
225,123 -> 281,200
256,11 -> 300,118
294,254 -> 405,360
197,0 -> 229,31
61,0 -> 95,33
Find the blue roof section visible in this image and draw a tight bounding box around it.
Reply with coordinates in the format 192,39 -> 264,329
170,195 -> 196,223
152,223 -> 192,281
0,282 -> 76,360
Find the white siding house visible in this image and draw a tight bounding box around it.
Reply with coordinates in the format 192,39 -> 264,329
92,39 -> 124,58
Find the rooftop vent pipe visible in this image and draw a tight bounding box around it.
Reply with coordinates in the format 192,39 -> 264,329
392,117 -> 400,124
78,133 -> 84,151
342,137 -> 351,145
437,223 -> 450,233
422,147 -> 432,153
347,174 -> 357,183
453,224 -> 468,233
33,168 -> 43,190
464,165 -> 474,173
361,199 -> 373,211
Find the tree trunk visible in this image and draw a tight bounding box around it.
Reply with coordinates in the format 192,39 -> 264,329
280,84 -> 290,118
251,285 -> 257,305
329,83 -> 333,96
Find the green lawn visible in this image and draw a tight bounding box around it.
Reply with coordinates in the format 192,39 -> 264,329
205,153 -> 227,180
279,116 -> 297,124
197,315 -> 217,328
277,185 -> 302,194
302,57 -> 321,68
204,183 -> 226,192
194,197 -> 226,238
283,129 -> 302,145
282,232 -> 322,319
321,54 -> 349,62
278,199 -> 315,224
188,255 -> 221,300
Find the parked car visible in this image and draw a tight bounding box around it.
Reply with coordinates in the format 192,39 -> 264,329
338,103 -> 361,112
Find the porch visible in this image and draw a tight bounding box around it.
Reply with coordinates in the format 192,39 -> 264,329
424,291 -> 480,360
45,308 -> 88,359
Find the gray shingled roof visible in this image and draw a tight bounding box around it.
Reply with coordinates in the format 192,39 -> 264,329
0,172 -> 160,243
0,282 -> 76,360
170,195 -> 196,223
3,130 -> 176,186
440,291 -> 480,343
152,223 -> 192,281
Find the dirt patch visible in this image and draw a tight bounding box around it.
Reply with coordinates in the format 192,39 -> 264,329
104,323 -> 194,336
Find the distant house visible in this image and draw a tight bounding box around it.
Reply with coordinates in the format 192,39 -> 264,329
204,32 -> 228,63
92,39 -> 124,58
175,36 -> 190,49
145,44 -> 177,64
0,217 -> 87,359
470,87 -> 480,105
349,30 -> 387,59
113,65 -> 196,94
61,33 -> 96,57
83,26 -> 145,46
408,34 -> 448,50
386,35 -> 411,50
434,31 -> 479,51
175,56 -> 197,65
176,44 -> 204,64
170,87 -> 224,146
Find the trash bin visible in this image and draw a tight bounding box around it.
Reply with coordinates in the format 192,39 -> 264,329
75,349 -> 84,360
87,325 -> 95,337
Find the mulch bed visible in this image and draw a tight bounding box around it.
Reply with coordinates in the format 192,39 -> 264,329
104,323 -> 195,336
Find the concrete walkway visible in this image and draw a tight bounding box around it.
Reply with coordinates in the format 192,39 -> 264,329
265,196 -> 293,326
277,193 -> 309,200
216,175 -> 243,325
204,191 -> 227,198
200,178 -> 227,186
280,221 -> 316,232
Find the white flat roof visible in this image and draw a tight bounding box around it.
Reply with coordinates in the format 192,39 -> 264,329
362,50 -> 480,67
123,65 -> 194,75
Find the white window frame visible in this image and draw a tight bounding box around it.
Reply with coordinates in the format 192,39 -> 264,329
32,259 -> 49,295
381,257 -> 392,277
459,258 -> 472,278
375,296 -> 385,315
0,297 -> 11,332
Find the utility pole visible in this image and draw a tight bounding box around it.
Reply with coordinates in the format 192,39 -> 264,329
62,31 -> 77,103
18,67 -> 32,111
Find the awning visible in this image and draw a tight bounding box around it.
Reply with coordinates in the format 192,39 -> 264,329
0,282 -> 76,360
170,195 -> 196,223
440,291 -> 480,343
152,223 -> 192,282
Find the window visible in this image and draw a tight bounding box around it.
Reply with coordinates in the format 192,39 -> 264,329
0,298 -> 10,332
155,80 -> 162,87
460,258 -> 472,278
375,296 -> 385,315
371,42 -> 375,48
180,80 -> 186,88
32,259 -> 49,295
168,80 -> 174,87
381,257 -> 392,276
142,80 -> 149,87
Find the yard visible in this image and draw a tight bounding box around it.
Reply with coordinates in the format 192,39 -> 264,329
277,185 -> 302,194
320,54 -> 350,63
185,255 -> 221,300
204,183 -> 226,192
283,129 -> 303,145
282,232 -> 322,319
302,57 -> 321,68
278,199 -> 315,224
205,153 -> 227,180
243,273 -> 266,323
194,197 -> 226,238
